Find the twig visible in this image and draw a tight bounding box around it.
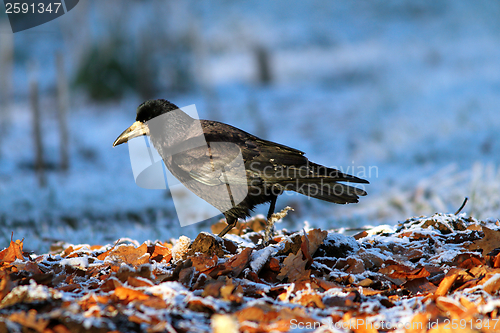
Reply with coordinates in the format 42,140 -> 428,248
30,79 -> 46,187
56,52 -> 70,171
454,197 -> 468,215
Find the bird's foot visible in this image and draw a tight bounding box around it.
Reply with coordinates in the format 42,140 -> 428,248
217,218 -> 238,238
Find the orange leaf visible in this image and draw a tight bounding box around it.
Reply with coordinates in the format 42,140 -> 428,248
151,244 -> 172,263
105,243 -> 150,266
113,286 -> 150,303
436,297 -> 468,318
277,249 -> 310,282
403,277 -> 437,295
191,253 -> 218,273
481,273 -> 500,295
0,271 -> 14,302
292,293 -> 325,309
9,310 -> 48,332
127,276 -> 153,288
0,236 -> 24,264
216,248 -> 252,277
435,268 -> 462,296
390,267 -> 430,280
467,226 -> 500,256
304,229 -> 328,256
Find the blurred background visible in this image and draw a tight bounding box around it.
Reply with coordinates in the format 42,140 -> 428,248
1,0 -> 500,251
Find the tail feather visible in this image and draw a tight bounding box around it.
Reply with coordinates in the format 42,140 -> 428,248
307,162 -> 369,184
285,181 -> 367,204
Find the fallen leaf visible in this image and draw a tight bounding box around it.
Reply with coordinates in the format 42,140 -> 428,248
9,310 -> 48,332
0,236 -> 24,264
277,249 -> 310,282
0,272 -> 14,302
480,273 -> 500,295
105,243 -> 150,266
435,268 -> 463,296
436,297 -> 468,318
467,226 -> 500,256
383,266 -> 430,280
151,243 -> 172,263
191,253 -> 218,273
292,292 -> 325,309
304,229 -> 328,256
215,248 -> 253,278
403,277 -> 437,295
113,286 -> 150,303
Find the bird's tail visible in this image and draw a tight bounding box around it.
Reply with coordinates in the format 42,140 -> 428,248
286,181 -> 367,204
278,162 -> 369,204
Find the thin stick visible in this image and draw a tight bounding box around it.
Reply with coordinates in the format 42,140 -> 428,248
30,79 -> 46,187
454,197 -> 468,215
0,21 -> 14,143
56,52 -> 69,171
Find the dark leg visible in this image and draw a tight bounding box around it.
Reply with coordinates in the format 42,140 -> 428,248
218,215 -> 237,238
267,195 -> 277,220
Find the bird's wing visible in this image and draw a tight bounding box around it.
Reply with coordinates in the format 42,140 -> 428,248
168,139 -> 250,186
166,120 -> 303,187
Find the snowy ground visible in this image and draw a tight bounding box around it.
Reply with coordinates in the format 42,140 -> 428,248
1,0 -> 499,251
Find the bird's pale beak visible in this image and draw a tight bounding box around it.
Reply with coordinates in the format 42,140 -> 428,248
113,121 -> 150,147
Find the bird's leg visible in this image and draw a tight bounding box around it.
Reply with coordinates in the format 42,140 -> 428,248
264,194 -> 278,244
267,195 -> 277,220
218,215 -> 237,238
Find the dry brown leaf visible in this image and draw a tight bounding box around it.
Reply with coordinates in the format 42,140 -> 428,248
151,244 -> 172,263
304,229 -> 328,256
216,248 -> 252,278
480,273 -> 500,295
105,243 -> 150,266
0,237 -> 24,264
9,310 -> 48,332
292,292 -> 325,309
113,286 -> 150,303
380,265 -> 430,280
403,277 -> 437,295
127,276 -> 153,288
301,233 -> 313,266
0,272 -> 14,302
467,226 -> 500,256
436,296 -> 468,318
435,268 -> 463,296
188,297 -> 219,313
62,245 -> 87,258
97,244 -> 116,261
114,285 -> 149,302
191,253 -> 218,273
277,249 -> 310,282
493,252 -> 500,268
391,267 -> 430,280
405,312 -> 429,333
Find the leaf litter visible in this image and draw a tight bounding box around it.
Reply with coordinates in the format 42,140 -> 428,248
1,213 -> 500,332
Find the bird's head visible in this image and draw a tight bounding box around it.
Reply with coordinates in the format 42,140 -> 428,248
113,99 -> 182,147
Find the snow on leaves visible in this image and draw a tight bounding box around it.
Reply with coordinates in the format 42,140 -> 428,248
1,213 -> 500,332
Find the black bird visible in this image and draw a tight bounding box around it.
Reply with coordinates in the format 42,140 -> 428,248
113,99 -> 368,237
